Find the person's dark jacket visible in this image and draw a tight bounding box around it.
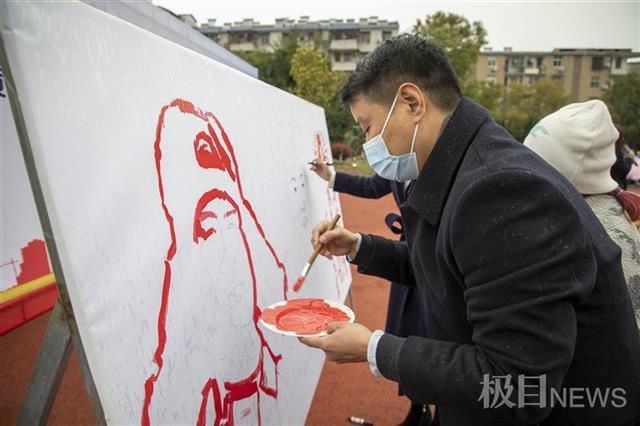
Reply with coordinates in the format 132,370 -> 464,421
352,98 -> 640,425
333,173 -> 426,339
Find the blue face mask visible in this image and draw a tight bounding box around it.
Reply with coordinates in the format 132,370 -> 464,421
362,92 -> 420,182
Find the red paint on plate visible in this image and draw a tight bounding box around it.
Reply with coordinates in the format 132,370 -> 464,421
262,299 -> 349,335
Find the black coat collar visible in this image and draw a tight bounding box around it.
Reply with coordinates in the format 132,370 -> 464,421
407,98 -> 489,226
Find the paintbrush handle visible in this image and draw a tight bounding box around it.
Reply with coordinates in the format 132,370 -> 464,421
307,213 -> 341,265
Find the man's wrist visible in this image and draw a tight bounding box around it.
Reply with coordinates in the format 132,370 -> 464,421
367,329 -> 385,377
347,233 -> 362,260
328,170 -> 336,188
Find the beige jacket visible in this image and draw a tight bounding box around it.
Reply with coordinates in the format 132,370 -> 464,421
586,194 -> 640,328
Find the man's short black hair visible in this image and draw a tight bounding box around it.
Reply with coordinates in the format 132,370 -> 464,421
341,33 -> 462,111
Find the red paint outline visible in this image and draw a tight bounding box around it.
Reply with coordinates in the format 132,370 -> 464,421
143,99 -> 288,425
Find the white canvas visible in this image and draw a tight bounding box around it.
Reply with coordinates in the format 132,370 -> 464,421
1,2 -> 351,424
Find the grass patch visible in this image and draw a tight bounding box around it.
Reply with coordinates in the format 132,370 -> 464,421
333,157 -> 374,176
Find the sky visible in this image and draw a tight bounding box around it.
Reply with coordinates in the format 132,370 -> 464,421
153,1 -> 639,52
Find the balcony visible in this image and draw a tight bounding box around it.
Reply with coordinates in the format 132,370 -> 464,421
228,42 -> 256,52
332,61 -> 357,72
330,39 -> 358,50
359,43 -> 376,53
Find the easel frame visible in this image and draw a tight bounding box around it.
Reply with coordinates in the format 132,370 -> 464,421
0,29 -> 106,426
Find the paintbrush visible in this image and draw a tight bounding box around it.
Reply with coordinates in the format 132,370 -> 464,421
308,161 -> 334,166
293,213 -> 341,292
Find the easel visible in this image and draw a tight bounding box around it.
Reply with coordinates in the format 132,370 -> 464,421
0,32 -> 106,426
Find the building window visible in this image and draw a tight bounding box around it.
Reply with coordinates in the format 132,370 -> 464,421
552,75 -> 563,84
231,33 -> 255,44
299,32 -> 313,43
590,75 -> 600,88
487,56 -> 497,69
592,56 -> 604,70
359,32 -> 370,44
343,52 -> 353,62
334,52 -> 341,62
382,31 -> 392,41
332,30 -> 358,40
615,57 -> 622,69
553,56 -> 563,67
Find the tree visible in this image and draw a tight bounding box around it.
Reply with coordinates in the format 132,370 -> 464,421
235,34 -> 299,91
465,80 -> 502,119
500,80 -> 569,141
325,95 -> 359,147
342,121 -> 366,155
290,47 -> 340,107
290,47 -> 356,143
412,12 -> 487,84
528,80 -> 570,124
500,83 -> 534,141
604,73 -> 640,149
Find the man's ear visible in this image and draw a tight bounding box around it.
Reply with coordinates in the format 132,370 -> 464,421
398,83 -> 426,123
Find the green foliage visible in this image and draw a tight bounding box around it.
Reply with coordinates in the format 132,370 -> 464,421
465,79 -> 569,141
499,80 -> 569,141
290,48 -> 357,144
325,96 -> 358,145
235,34 -> 299,91
342,122 -> 366,155
334,158 -> 374,176
464,80 -> 502,118
412,11 -> 487,83
290,47 -> 340,106
604,73 -> 640,149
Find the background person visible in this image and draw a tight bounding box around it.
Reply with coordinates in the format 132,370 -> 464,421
524,100 -> 640,328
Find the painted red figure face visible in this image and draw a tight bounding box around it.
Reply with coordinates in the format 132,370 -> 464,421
155,102 -> 260,378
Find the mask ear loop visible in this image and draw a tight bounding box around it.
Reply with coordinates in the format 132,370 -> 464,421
410,124 -> 419,154
381,92 -> 400,136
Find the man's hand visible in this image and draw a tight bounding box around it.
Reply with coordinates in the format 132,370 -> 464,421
311,220 -> 359,259
299,322 -> 372,363
309,158 -> 332,181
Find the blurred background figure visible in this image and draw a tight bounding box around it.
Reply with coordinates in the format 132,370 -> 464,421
524,100 -> 640,328
610,124 -> 637,189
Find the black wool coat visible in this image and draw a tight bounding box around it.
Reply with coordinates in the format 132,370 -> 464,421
352,98 -> 640,426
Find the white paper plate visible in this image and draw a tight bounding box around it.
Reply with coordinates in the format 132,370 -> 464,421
260,298 -> 355,337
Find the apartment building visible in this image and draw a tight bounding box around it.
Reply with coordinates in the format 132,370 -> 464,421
198,16 -> 399,72
474,48 -> 639,101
